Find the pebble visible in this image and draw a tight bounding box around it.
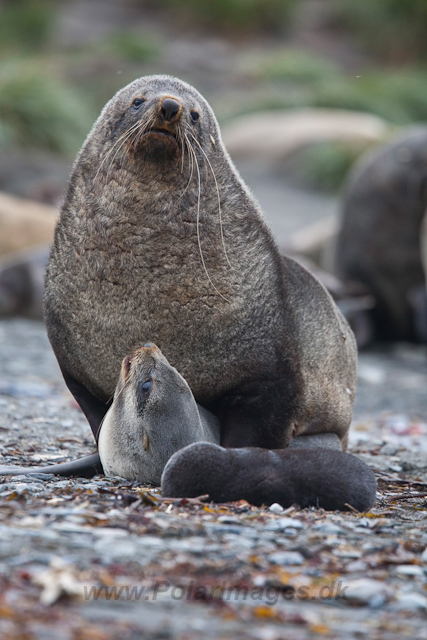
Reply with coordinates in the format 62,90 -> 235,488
344,579 -> 393,606
395,565 -> 424,576
346,560 -> 369,572
269,503 -> 284,514
380,443 -> 399,456
393,592 -> 427,610
264,517 -> 303,531
312,522 -> 343,534
268,551 -> 305,566
277,517 -> 303,529
0,380 -> 54,398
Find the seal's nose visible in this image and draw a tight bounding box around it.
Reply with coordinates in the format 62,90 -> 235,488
161,98 -> 180,122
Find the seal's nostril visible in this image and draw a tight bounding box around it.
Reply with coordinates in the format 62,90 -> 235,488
161,98 -> 180,122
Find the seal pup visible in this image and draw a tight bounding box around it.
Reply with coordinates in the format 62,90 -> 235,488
99,342 -> 220,484
335,126 -> 427,343
161,442 -> 377,511
98,342 -> 375,510
98,342 -> 345,479
44,74 -> 357,459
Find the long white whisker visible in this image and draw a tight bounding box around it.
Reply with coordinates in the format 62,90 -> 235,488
185,133 -> 229,302
187,129 -> 232,269
95,121 -> 142,182
179,134 -> 195,199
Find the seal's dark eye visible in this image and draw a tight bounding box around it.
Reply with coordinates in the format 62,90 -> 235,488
137,378 -> 153,413
132,98 -> 145,109
141,379 -> 152,398
190,111 -> 199,122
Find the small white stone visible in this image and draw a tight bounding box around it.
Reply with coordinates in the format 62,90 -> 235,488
346,560 -> 368,573
395,565 -> 424,576
277,517 -> 303,529
313,522 -> 343,534
394,592 -> 427,610
269,503 -> 284,514
421,547 -> 427,563
345,578 -> 392,605
268,551 -> 305,566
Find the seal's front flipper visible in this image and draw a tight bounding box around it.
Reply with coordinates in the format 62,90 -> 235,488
60,369 -> 111,441
289,433 -> 342,450
0,453 -> 103,478
161,443 -> 377,512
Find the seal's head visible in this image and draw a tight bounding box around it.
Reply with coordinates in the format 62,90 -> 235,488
83,75 -> 221,184
98,342 -> 210,484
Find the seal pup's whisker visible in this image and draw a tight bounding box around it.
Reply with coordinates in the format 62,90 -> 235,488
187,129 -> 233,269
184,132 -> 229,303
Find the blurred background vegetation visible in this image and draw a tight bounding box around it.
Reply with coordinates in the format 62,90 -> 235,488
1,0 -> 427,194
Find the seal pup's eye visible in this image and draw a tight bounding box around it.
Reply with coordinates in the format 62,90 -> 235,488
136,378 -> 153,415
190,111 -> 199,123
141,379 -> 152,399
132,98 -> 145,109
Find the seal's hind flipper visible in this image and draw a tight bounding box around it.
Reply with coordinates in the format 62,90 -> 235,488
0,453 -> 103,478
161,443 -> 377,512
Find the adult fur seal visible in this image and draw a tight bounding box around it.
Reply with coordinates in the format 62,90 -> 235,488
335,126 -> 427,343
5,74 -> 369,507
44,75 -> 356,442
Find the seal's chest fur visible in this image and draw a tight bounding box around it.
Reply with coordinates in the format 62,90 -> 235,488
46,182 -> 282,403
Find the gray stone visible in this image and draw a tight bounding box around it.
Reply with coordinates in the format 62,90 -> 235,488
268,551 -> 305,566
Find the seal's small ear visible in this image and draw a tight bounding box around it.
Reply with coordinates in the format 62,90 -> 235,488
123,355 -> 133,376
210,134 -> 216,146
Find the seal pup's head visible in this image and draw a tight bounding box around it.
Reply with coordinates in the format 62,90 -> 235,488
98,342 -> 210,484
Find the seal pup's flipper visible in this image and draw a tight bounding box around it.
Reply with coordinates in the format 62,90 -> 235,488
0,453 -> 102,478
161,443 -> 377,512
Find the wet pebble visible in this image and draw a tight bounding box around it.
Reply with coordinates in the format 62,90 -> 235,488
393,592 -> 427,610
268,551 -> 305,566
269,503 -> 284,514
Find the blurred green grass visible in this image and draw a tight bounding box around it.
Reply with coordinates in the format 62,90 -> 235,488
105,30 -> 159,63
0,63 -> 95,154
137,0 -> 296,34
331,0 -> 427,62
256,49 -> 427,125
0,0 -> 54,52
